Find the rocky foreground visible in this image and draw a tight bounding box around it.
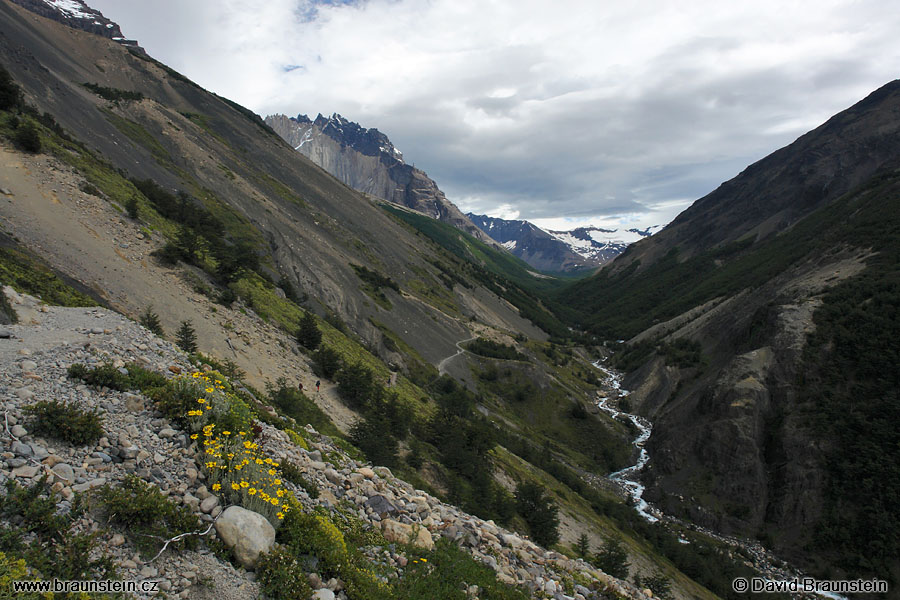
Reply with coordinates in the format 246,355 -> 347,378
0,288 -> 648,600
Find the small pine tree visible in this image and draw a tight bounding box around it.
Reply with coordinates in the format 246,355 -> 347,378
126,196 -> 139,220
515,482 -> 560,548
595,537 -> 630,580
296,310 -> 322,350
139,306 -> 164,336
175,320 -> 198,354
576,533 -> 591,559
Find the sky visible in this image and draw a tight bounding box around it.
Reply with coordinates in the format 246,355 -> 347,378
89,0 -> 900,232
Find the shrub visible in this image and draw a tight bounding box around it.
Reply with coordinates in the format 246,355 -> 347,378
218,287 -> 236,307
67,362 -> 129,390
466,338 -> 526,361
279,460 -> 319,499
125,363 -> 167,391
176,320 -> 198,353
1,478 -> 114,582
24,400 -> 103,445
94,475 -> 201,557
278,509 -> 348,578
79,181 -> 103,197
82,82 -> 144,103
67,361 -> 165,394
13,121 -> 41,153
256,546 -> 313,600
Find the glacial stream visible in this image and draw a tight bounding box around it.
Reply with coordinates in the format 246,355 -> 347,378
592,361 -> 660,523
590,360 -> 848,599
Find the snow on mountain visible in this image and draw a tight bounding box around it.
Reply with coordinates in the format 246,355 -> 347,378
467,213 -> 663,273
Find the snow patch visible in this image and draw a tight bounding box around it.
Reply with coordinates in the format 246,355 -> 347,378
502,240 -> 517,250
43,0 -> 95,19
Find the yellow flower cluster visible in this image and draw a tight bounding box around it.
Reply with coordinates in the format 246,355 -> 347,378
185,371 -> 291,523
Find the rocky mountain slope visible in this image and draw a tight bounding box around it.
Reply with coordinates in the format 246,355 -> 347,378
0,2 -> 805,597
0,289 -> 647,600
467,214 -> 660,273
564,80 -> 900,586
7,0 -> 142,50
266,113 -> 496,247
612,81 -> 900,274
0,0 -> 543,372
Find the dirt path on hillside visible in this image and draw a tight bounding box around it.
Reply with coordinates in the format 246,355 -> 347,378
0,143 -> 357,433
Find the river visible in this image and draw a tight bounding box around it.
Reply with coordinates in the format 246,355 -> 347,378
589,359 -> 847,599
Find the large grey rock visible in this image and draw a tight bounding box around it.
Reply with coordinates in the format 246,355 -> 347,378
51,463 -> 76,484
12,441 -> 32,457
214,506 -> 275,569
364,494 -> 398,517
200,495 -> 219,514
312,589 -> 335,600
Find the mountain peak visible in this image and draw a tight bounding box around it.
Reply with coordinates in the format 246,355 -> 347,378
266,113 -> 494,245
466,214 -> 662,273
8,0 -> 143,51
291,112 -> 403,160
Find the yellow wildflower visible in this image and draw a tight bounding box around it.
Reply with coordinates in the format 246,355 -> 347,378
231,482 -> 240,491
240,481 -> 249,488
268,469 -> 276,476
274,479 -> 282,486
270,498 -> 279,506
212,483 -> 221,491
248,488 -> 257,496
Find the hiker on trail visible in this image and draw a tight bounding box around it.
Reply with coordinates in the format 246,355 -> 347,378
315,380 -> 320,393
298,382 -> 303,392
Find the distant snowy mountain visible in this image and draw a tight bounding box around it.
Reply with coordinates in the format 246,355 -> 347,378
547,225 -> 663,264
8,0 -> 143,50
467,214 -> 661,273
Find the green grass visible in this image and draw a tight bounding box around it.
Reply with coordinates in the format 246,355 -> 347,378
0,244 -> 98,307
102,108 -> 171,164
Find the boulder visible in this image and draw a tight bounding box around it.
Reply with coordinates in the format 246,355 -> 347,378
364,494 -> 398,517
214,506 -> 275,569
51,463 -> 76,484
381,519 -> 434,550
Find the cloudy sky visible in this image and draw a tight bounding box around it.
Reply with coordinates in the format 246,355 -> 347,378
90,0 -> 900,231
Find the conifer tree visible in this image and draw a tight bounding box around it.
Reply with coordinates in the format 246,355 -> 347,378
576,533 -> 591,559
515,482 -> 560,548
595,537 -> 630,580
296,310 -> 322,350
175,320 -> 197,354
139,306 -> 164,336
